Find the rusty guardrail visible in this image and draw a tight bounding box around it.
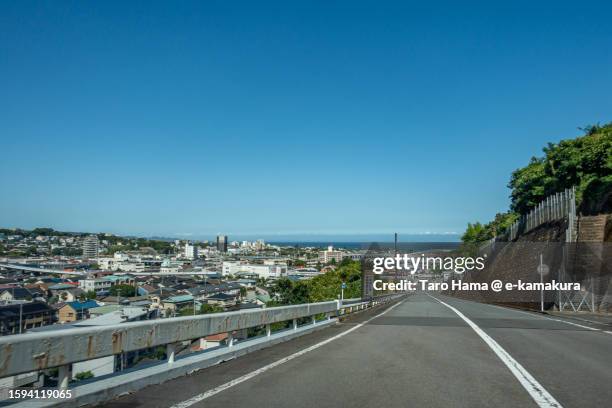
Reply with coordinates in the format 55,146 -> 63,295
0,294 -> 403,389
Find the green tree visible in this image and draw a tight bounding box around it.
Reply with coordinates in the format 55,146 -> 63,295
200,304 -> 224,314
509,123 -> 612,214
109,284 -> 136,297
268,260 -> 363,305
462,123 -> 612,244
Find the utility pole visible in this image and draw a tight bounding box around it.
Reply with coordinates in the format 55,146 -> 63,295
19,302 -> 23,334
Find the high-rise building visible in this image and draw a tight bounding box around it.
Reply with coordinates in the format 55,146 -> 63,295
319,246 -> 344,264
216,235 -> 228,252
184,242 -> 198,260
82,235 -> 99,259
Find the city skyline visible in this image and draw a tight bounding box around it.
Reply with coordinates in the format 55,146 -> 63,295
1,1 -> 611,237
0,226 -> 461,243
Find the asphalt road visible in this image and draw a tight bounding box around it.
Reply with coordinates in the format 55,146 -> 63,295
100,293 -> 612,408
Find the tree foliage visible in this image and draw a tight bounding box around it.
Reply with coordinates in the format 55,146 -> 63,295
268,260 -> 362,305
109,284 -> 136,297
462,123 -> 611,245
509,123 -> 612,214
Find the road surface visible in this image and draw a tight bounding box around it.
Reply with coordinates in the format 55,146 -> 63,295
101,293 -> 612,408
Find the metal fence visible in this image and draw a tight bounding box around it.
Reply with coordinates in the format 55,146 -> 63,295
479,187 -> 576,255
475,187 -> 603,313
506,186 -> 576,241
0,294 -> 402,390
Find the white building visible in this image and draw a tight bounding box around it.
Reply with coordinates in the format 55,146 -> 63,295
319,246 -> 345,263
184,243 -> 198,260
160,265 -> 180,274
78,278 -> 112,292
82,235 -> 99,259
114,262 -> 145,273
288,267 -> 322,278
222,261 -> 286,279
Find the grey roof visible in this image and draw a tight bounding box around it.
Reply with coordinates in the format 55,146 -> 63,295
0,302 -> 54,319
207,292 -> 237,301
0,287 -> 32,299
186,282 -> 241,296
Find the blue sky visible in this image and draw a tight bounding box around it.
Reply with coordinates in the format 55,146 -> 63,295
1,1 -> 611,240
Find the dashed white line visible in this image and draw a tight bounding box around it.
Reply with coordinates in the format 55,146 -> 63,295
169,300 -> 403,408
428,294 -> 563,408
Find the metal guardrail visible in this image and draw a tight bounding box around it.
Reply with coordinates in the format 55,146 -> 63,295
0,294 -> 402,389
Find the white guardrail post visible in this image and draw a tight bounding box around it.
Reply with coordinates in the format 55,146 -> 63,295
57,364 -> 71,390
167,343 -> 176,364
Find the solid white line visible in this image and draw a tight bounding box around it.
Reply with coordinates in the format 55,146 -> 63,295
441,294 -> 604,332
428,295 -> 563,408
547,318 -> 599,331
169,301 -> 403,408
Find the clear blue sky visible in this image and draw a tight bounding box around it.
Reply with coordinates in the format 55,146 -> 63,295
1,1 -> 611,240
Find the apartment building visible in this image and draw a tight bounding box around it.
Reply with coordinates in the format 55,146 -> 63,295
222,261 -> 286,279
319,246 -> 345,263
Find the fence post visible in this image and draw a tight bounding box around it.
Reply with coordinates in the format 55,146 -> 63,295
167,343 -> 176,364
57,364 -> 71,390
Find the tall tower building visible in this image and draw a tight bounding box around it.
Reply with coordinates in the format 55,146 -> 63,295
184,242 -> 198,260
82,235 -> 99,259
216,235 -> 228,253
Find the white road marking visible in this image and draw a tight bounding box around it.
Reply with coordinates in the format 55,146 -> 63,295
547,318 -> 599,331
489,304 -> 604,332
428,294 -> 563,408
441,294 -> 605,332
169,301 -> 403,408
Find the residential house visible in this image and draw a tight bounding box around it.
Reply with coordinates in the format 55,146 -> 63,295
206,292 -> 238,308
136,284 -> 157,296
0,287 -> 33,302
0,302 -> 56,335
48,282 -> 79,299
78,278 -> 112,293
161,295 -> 195,317
57,300 -> 99,323
56,287 -> 86,302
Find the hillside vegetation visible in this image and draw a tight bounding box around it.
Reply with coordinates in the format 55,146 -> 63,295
462,123 -> 612,246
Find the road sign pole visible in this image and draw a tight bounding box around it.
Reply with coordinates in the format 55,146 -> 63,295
540,254 -> 544,312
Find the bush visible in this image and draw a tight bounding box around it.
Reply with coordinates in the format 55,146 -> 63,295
74,371 -> 94,381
